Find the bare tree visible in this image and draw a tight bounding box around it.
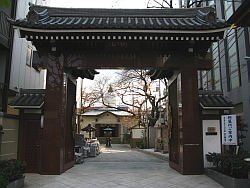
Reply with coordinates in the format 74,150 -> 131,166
147,0 -> 215,8
113,70 -> 168,127
81,75 -> 110,111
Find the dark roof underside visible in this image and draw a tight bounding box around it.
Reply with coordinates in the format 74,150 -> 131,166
70,68 -> 99,79
147,69 -> 174,80
199,90 -> 235,110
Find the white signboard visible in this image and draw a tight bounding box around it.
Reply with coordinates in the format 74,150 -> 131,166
221,115 -> 237,145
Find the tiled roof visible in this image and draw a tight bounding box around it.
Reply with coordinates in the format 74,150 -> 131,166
8,89 -> 45,109
82,110 -> 133,116
199,90 -> 235,110
8,3 -> 229,32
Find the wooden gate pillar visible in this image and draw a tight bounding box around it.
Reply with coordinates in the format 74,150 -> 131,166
180,66 -> 203,174
168,55 -> 207,175
40,55 -> 66,175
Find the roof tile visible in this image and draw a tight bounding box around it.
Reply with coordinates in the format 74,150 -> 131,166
8,3 -> 229,31
8,89 -> 45,109
199,90 -> 235,109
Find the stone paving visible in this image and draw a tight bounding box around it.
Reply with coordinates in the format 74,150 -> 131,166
23,144 -> 222,188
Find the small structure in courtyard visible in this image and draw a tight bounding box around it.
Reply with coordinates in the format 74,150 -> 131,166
81,107 -> 134,144
81,124 -> 97,139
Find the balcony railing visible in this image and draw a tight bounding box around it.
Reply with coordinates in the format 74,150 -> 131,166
0,11 -> 11,41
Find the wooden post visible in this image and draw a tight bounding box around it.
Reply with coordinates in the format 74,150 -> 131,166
180,66 -> 203,174
40,54 -> 66,175
168,55 -> 210,175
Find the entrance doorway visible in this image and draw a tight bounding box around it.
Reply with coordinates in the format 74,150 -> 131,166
100,125 -> 118,137
23,120 -> 41,173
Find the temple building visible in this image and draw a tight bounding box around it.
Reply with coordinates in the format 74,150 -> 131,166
81,107 -> 134,144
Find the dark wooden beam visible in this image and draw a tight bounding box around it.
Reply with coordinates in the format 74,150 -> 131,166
33,51 -> 212,70
227,0 -> 250,27
164,53 -> 213,70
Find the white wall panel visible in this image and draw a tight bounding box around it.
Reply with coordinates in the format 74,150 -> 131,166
9,0 -> 46,92
203,120 -> 221,168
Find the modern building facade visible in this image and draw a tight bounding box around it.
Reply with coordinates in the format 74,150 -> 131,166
183,0 -> 250,152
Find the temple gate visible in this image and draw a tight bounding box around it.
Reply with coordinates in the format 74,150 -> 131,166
9,3 -> 229,175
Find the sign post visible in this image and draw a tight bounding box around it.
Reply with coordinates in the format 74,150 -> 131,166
221,115 -> 237,145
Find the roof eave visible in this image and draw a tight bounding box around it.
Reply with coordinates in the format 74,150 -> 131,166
13,26 -> 230,35
200,103 -> 234,110
9,103 -> 44,109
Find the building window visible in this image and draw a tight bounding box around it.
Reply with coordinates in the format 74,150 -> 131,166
227,30 -> 241,90
211,42 -> 222,90
180,0 -> 214,8
202,71 -> 208,90
224,0 -> 234,20
223,1 -> 241,90
26,45 -> 33,67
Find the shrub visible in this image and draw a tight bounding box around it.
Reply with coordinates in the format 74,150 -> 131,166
206,150 -> 250,179
0,159 -> 26,183
136,141 -> 144,149
0,175 -> 9,188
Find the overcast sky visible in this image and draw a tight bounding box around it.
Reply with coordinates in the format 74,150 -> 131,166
49,0 -> 150,9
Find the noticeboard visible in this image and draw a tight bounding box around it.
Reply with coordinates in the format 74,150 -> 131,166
221,115 -> 237,145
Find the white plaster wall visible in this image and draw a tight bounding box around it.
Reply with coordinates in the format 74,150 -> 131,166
202,120 -> 221,168
9,0 -> 50,92
132,129 -> 144,138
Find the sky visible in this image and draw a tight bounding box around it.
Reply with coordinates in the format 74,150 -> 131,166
49,0 -> 150,9
49,0 -> 179,9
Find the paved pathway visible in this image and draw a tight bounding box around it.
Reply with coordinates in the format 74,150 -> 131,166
24,144 -> 222,188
